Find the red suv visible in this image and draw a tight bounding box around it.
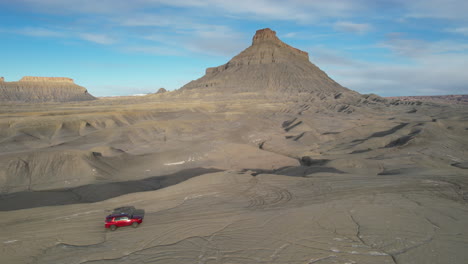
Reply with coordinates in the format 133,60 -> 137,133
105,206 -> 145,231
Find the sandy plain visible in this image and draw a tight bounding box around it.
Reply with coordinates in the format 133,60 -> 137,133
0,93 -> 467,264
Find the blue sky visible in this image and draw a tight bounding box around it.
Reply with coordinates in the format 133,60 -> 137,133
1,0 -> 467,97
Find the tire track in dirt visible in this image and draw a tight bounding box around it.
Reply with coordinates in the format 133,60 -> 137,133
242,178 -> 293,209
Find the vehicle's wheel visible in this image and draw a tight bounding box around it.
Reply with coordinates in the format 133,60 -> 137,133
110,225 -> 117,231
132,222 -> 139,228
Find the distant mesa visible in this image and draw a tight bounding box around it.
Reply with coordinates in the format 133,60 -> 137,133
156,87 -> 167,94
0,76 -> 96,102
180,28 -> 360,106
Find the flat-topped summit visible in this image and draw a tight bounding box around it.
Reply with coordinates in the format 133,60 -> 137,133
251,28 -> 309,60
20,76 -> 75,83
252,28 -> 280,44
222,28 -> 309,67
0,76 -> 95,102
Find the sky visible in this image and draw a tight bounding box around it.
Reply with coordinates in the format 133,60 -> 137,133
1,0 -> 467,97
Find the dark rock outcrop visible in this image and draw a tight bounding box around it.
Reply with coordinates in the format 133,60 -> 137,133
156,88 -> 167,94
386,95 -> 468,105
0,76 -> 95,102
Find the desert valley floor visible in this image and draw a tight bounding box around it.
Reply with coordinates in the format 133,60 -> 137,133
0,94 -> 467,264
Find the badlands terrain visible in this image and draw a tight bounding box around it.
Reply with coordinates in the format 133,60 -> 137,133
1,29 -> 467,264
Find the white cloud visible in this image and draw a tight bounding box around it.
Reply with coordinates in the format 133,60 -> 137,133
13,0 -> 365,23
17,27 -> 65,37
324,43 -> 468,96
282,32 -> 298,38
78,33 -> 116,45
2,25 -> 117,45
13,0 -> 468,23
124,45 -> 182,56
447,27 -> 468,36
120,14 -> 180,27
184,28 -> 247,56
331,62 -> 468,96
310,32 -> 468,96
401,0 -> 468,21
309,46 -> 359,67
334,21 -> 372,34
13,0 -> 136,14
0,27 -> 64,38
380,35 -> 468,57
141,23 -> 248,57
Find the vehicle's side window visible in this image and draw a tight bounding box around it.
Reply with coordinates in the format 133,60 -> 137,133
115,217 -> 122,221
121,217 -> 129,221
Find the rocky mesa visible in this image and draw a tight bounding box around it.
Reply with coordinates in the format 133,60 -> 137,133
179,28 -> 361,107
0,76 -> 95,102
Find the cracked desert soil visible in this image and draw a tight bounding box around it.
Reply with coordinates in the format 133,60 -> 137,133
0,96 -> 467,263
2,172 -> 467,264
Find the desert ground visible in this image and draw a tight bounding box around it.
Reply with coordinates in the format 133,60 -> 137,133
1,28 -> 467,263
0,94 -> 467,264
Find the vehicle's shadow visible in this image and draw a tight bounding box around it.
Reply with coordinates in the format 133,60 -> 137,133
0,167 -> 222,211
